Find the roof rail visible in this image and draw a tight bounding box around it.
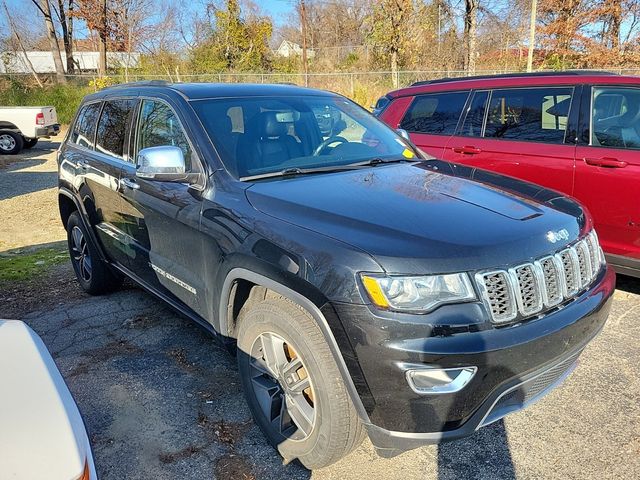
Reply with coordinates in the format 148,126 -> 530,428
410,70 -> 618,87
103,79 -> 173,90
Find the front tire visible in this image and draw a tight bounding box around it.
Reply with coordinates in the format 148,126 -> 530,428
236,295 -> 365,469
67,211 -> 122,295
0,131 -> 23,155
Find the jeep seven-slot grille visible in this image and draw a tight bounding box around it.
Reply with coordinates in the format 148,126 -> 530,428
476,231 -> 603,324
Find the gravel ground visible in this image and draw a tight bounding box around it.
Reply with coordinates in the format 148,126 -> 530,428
1,141 -> 639,479
0,135 -> 66,251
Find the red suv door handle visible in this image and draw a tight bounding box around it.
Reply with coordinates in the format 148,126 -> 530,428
453,146 -> 482,155
584,157 -> 628,168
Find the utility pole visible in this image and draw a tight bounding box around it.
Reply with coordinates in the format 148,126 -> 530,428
527,0 -> 537,72
299,0 -> 308,87
437,3 -> 441,57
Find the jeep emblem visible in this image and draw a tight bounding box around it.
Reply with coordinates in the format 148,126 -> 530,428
546,229 -> 570,243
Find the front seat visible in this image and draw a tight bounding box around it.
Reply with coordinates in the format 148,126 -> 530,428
237,112 -> 303,175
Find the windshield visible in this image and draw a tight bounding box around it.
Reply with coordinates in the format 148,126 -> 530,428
192,95 -> 416,179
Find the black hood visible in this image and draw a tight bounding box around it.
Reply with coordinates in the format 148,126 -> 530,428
246,160 -> 589,274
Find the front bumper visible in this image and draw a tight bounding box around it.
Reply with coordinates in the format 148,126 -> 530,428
334,266 -> 615,455
36,124 -> 60,138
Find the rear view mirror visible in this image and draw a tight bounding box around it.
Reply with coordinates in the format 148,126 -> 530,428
136,146 -> 187,182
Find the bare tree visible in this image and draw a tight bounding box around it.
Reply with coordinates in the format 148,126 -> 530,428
31,0 -> 67,82
52,0 -> 76,74
2,1 -> 44,87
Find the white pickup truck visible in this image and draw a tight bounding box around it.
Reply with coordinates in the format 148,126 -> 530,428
0,106 -> 60,154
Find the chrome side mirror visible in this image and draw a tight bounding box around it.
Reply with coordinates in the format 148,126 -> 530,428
136,146 -> 186,182
396,128 -> 411,141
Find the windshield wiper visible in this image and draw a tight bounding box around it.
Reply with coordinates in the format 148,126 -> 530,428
239,157 -> 418,182
240,165 -> 359,181
349,157 -> 416,167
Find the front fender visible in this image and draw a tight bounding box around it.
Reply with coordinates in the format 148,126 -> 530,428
217,266 -> 375,423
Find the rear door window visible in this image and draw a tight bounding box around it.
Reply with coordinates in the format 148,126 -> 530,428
591,86 -> 640,150
70,102 -> 102,148
95,99 -> 137,160
484,87 -> 573,143
399,91 -> 468,135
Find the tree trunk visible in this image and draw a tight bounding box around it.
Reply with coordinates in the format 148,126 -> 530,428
57,0 -> 74,74
41,0 -> 67,83
609,0 -> 621,51
99,0 -> 108,75
464,0 -> 478,74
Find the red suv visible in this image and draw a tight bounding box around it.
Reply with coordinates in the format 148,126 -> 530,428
376,71 -> 640,278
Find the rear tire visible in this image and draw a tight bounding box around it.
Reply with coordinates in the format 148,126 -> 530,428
0,131 -> 23,155
23,137 -> 38,149
236,295 -> 365,469
67,211 -> 122,295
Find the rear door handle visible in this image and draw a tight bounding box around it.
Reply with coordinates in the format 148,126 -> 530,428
76,158 -> 88,169
584,157 -> 628,168
119,177 -> 140,190
453,145 -> 482,155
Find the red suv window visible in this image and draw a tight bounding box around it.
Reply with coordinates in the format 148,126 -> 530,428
399,91 -> 468,135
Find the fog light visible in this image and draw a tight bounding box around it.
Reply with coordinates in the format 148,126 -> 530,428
405,366 -> 477,395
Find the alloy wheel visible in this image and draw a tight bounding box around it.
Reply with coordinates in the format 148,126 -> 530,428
0,134 -> 16,152
249,332 -> 316,441
70,226 -> 92,282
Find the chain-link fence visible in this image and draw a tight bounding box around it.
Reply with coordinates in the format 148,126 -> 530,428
3,68 -> 640,119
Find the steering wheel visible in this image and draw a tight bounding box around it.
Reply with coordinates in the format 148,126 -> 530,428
312,136 -> 348,156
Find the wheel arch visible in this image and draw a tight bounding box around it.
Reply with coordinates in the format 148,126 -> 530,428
58,190 -> 78,230
58,187 -> 109,263
0,121 -> 20,132
219,268 -> 372,423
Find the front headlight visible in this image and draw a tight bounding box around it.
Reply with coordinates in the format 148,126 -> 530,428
360,273 -> 476,313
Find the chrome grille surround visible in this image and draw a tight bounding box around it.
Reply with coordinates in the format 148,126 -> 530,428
476,232 -> 603,324
534,255 -> 563,307
509,264 -> 544,316
476,270 -> 517,323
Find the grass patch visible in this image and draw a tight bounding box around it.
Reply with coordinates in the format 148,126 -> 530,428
0,247 -> 69,283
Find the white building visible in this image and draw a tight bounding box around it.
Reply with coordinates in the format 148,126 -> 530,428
274,40 -> 315,59
0,51 -> 141,74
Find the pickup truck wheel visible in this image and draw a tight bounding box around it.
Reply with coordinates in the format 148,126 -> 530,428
236,296 -> 365,469
23,138 -> 38,149
0,131 -> 23,155
66,211 -> 122,295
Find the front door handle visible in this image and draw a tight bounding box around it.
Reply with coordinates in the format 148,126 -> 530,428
584,157 -> 628,168
453,145 -> 482,155
76,158 -> 88,169
119,177 -> 140,190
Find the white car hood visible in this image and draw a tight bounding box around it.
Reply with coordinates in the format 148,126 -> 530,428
0,320 -> 95,480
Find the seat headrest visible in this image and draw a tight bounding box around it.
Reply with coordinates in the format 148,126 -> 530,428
259,112 -> 288,138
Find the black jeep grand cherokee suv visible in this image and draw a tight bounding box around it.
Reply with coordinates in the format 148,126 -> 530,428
58,82 -> 614,469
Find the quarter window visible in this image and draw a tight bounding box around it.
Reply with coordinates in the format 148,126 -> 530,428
70,102 -> 102,148
484,87 -> 573,143
400,92 -> 468,135
137,100 -> 193,170
591,87 -> 640,150
95,99 -> 137,160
